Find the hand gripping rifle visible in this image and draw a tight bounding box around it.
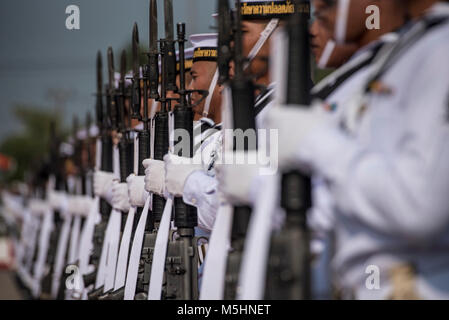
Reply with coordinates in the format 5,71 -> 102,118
163,21 -> 200,301
98,50 -> 135,300
223,0 -> 258,300
98,22 -> 150,301
83,50 -> 114,293
264,0 -> 312,300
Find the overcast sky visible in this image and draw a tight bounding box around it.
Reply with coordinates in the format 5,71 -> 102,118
0,0 -> 217,141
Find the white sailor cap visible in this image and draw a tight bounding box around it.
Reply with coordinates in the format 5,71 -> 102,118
59,142 -> 74,157
189,34 -> 218,63
75,124 -> 98,140
89,124 -> 99,137
76,128 -> 88,140
239,0 -> 310,20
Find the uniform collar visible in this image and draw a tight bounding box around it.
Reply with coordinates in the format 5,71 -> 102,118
427,2 -> 449,17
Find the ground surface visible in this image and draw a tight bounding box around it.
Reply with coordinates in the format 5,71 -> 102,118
0,271 -> 24,300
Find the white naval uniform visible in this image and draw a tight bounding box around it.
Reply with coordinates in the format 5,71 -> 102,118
308,34 -> 397,299
183,118 -> 223,233
182,86 -> 277,233
294,5 -> 449,299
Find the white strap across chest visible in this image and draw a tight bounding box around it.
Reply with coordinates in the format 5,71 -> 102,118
147,196 -> 173,300
124,196 -> 151,300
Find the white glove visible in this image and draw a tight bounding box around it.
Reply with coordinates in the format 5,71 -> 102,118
126,174 -> 149,207
164,153 -> 203,197
67,195 -> 79,215
111,181 -> 130,212
93,170 -> 115,205
69,195 -> 93,217
29,199 -> 49,216
215,150 -> 263,205
77,196 -> 94,217
49,191 -> 68,212
143,159 -> 166,196
265,103 -> 329,170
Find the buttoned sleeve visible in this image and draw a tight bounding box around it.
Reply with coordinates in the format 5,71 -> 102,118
183,170 -> 219,232
297,38 -> 449,244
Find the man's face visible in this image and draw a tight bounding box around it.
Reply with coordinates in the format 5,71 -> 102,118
313,0 -> 378,44
188,61 -> 221,120
312,0 -> 337,36
338,0 -> 378,43
241,20 -> 271,79
310,18 -> 358,68
310,19 -> 330,63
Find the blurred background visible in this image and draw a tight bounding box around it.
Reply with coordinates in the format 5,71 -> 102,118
0,0 -> 217,185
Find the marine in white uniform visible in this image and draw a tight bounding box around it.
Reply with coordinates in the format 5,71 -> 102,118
267,0 -> 449,299
144,34 -> 222,234
217,0 -> 449,299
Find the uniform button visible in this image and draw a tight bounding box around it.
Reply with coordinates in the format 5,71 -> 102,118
191,198 -> 197,205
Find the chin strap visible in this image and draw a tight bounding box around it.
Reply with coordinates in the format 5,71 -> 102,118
335,0 -> 351,44
202,18 -> 279,119
246,18 -> 280,67
318,40 -> 337,69
202,68 -> 219,118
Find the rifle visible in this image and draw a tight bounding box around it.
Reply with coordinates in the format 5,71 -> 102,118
118,49 -> 135,165
164,0 -> 177,92
39,121 -> 66,299
58,112 -> 95,300
114,49 -> 134,239
97,49 -> 135,300
89,46 -> 125,300
163,20 -> 200,300
84,112 -> 95,197
264,0 -> 312,299
62,116 -> 85,299
217,0 -> 233,86
83,49 -> 114,295
223,0 -> 257,300
27,157 -> 51,295
98,22 -> 147,301
134,0 -> 166,299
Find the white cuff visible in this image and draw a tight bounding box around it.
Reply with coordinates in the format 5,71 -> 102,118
183,171 -> 219,232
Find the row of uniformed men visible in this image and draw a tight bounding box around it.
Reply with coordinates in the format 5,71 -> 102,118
3,0 -> 449,300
